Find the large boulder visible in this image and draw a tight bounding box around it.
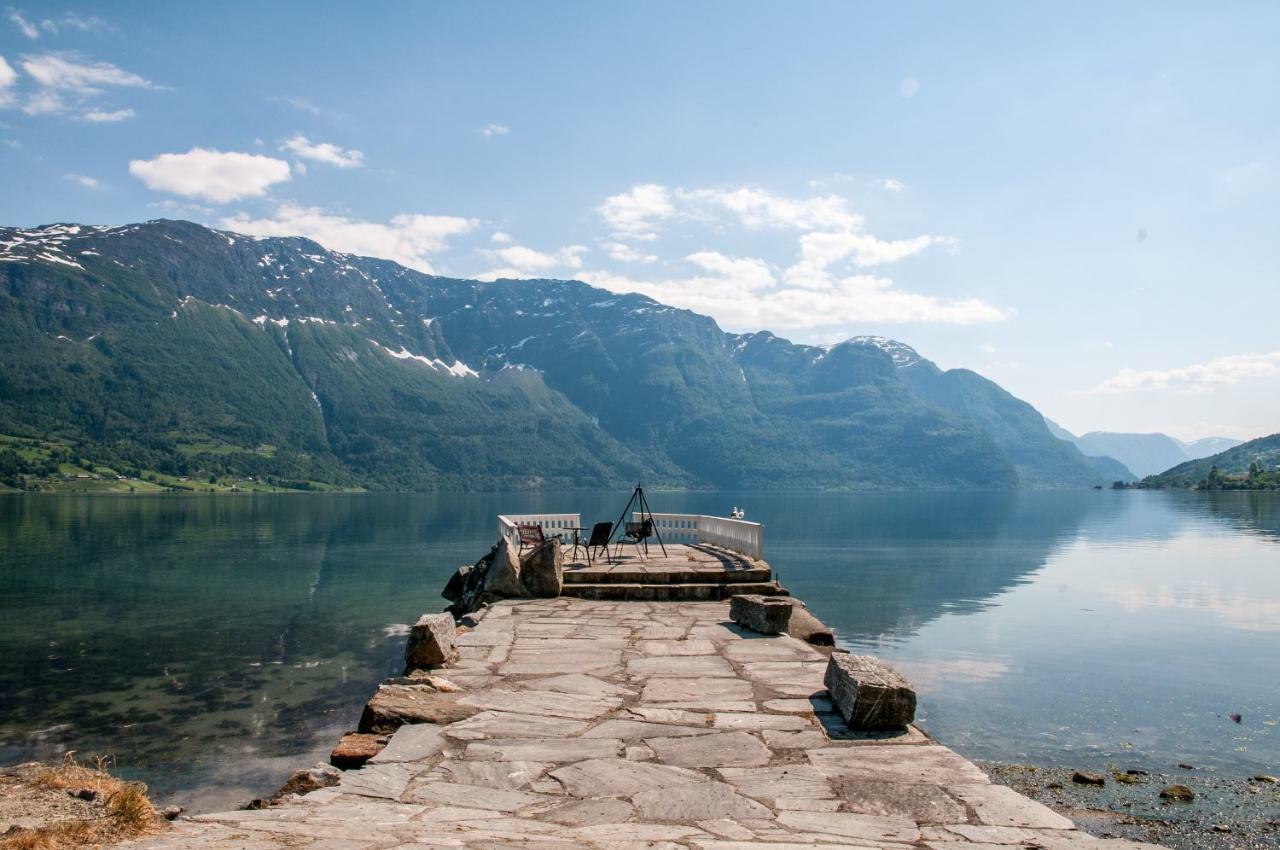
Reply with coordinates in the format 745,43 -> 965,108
484,538 -> 523,596
824,651 -> 916,730
730,594 -> 794,635
403,613 -> 456,672
358,682 -> 478,734
441,564 -> 471,602
520,539 -> 563,597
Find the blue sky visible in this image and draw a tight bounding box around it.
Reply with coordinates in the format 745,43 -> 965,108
2,2 -> 1278,441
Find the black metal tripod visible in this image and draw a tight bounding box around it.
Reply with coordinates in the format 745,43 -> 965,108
609,483 -> 667,557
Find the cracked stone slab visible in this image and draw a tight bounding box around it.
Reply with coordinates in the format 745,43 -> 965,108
431,758 -> 549,789
408,781 -> 556,812
947,782 -> 1075,829
775,810 -> 921,843
368,723 -> 446,764
632,781 -> 775,822
647,730 -> 773,768
466,737 -> 622,763
443,710 -> 590,740
582,719 -> 718,739
807,744 -> 989,785
550,757 -> 708,798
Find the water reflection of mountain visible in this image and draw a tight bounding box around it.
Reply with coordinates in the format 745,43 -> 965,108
1163,491 -> 1280,541
768,492 -> 1119,645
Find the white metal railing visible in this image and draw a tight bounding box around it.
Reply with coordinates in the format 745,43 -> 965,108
497,513 -> 581,549
634,512 -> 764,560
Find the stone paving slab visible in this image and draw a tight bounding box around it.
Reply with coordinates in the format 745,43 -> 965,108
120,598 -> 1166,850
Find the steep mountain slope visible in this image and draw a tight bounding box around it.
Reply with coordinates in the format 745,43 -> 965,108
1143,433 -> 1280,488
0,219 -> 1116,490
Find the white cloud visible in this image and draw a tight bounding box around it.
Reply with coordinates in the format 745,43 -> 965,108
7,9 -> 37,39
585,182 -> 995,330
477,243 -> 590,280
580,251 -> 1005,331
10,52 -> 152,118
40,12 -> 108,35
20,52 -> 151,91
1090,351 -> 1280,395
0,55 -> 15,105
681,187 -> 864,232
490,231 -> 512,244
222,204 -> 477,273
130,148 -> 292,203
63,172 -> 98,188
899,77 -> 919,97
480,123 -> 509,137
603,241 -> 657,264
880,178 -> 906,192
79,106 -> 133,122
279,134 -> 364,168
597,183 -> 674,240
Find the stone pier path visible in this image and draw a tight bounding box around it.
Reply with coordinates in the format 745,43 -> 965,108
124,599 -> 1164,849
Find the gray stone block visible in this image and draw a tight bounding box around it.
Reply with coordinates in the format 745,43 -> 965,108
823,652 -> 916,730
729,593 -> 793,634
403,612 -> 456,671
519,539 -> 563,597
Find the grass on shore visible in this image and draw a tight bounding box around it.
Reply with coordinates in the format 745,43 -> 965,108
1,754 -> 162,849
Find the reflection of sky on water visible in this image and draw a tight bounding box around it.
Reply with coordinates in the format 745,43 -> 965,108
0,490 -> 1276,807
813,492 -> 1280,776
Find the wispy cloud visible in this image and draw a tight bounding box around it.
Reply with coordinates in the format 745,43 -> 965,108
8,51 -> 152,120
476,242 -> 589,280
6,8 -> 37,39
222,204 -> 478,273
597,184 -> 674,241
63,172 -> 99,188
130,148 -> 291,203
480,123 -> 509,137
1090,350 -> 1280,394
80,106 -> 133,122
880,178 -> 906,192
0,56 -> 16,106
279,134 -> 364,168
899,76 -> 919,97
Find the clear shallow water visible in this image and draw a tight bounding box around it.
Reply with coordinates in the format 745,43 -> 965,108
0,490 -> 1276,810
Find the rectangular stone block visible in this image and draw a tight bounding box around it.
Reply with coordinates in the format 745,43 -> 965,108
404,612 -> 457,671
823,652 -> 916,730
729,594 -> 793,634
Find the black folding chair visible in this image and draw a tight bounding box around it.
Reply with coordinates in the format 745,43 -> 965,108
613,518 -> 655,561
582,521 -> 612,566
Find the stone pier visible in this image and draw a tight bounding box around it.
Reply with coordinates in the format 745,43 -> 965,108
123,597 -> 1164,850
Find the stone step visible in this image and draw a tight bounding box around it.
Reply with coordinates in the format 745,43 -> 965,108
560,581 -> 788,602
562,566 -> 773,585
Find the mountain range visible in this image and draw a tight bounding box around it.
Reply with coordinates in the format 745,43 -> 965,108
1045,422 -> 1243,478
1,219 -> 1130,491
1142,433 -> 1280,488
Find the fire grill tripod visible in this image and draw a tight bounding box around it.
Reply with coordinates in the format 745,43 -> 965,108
609,483 -> 667,557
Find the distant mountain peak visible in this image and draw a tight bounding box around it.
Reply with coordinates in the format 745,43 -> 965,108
840,335 -> 924,367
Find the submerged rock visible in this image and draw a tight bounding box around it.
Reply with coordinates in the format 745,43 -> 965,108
1159,784 -> 1195,801
1072,770 -> 1106,786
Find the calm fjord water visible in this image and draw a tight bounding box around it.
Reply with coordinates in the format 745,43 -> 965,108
0,490 -> 1276,810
